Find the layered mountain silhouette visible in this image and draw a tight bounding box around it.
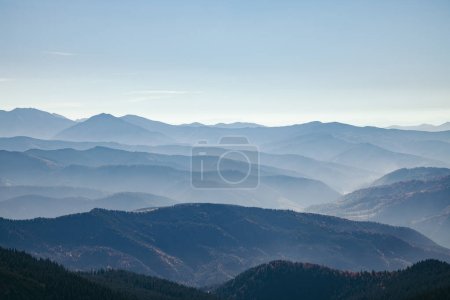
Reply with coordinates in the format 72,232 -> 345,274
389,122 -> 450,132
259,152 -> 377,193
0,185 -> 106,201
10,108 -> 445,166
1,204 -> 449,286
1,108 -> 450,194
0,149 -> 340,210
2,108 -> 450,149
329,143 -> 442,173
0,136 -> 157,152
1,107 -> 450,298
261,132 -> 357,160
371,167 -> 450,186
263,135 -> 446,174
0,137 -> 377,192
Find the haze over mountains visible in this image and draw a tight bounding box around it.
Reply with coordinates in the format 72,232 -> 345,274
307,168 -> 450,248
1,108 -> 449,193
0,148 -> 339,211
1,107 -> 450,298
389,122 -> 450,132
0,192 -> 177,220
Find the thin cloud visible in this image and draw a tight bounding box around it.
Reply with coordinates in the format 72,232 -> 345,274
43,50 -> 76,56
127,95 -> 184,103
0,78 -> 12,82
126,90 -> 201,95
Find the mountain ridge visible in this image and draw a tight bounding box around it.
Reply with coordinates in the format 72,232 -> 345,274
307,171 -> 450,247
215,259 -> 450,300
55,113 -> 173,145
1,203 -> 449,286
0,108 -> 75,139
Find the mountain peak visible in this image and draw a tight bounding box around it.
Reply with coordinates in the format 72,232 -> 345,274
11,107 -> 39,112
55,112 -> 172,145
87,113 -> 117,121
181,122 -> 205,127
0,108 -> 75,139
212,122 -> 264,129
10,108 -> 67,117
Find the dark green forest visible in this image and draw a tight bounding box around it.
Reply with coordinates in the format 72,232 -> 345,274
2,246 -> 450,300
0,247 -> 216,300
215,260 -> 450,300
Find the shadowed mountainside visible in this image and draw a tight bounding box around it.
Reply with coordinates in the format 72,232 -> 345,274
1,203 -> 449,286
307,170 -> 450,247
2,246 -> 450,300
215,259 -> 450,300
0,247 -> 217,300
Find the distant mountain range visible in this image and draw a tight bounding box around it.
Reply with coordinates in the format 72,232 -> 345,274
211,122 -> 265,128
371,167 -> 450,186
0,184 -> 106,201
1,108 -> 450,163
328,143 -> 441,174
1,203 -> 449,286
389,122 -> 450,132
0,107 -> 449,204
0,136 -> 161,152
307,168 -> 450,248
0,148 -> 341,210
0,108 -> 448,184
0,192 -> 177,219
0,136 -> 378,193
2,108 -> 449,154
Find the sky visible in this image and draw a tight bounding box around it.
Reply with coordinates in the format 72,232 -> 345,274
1,0 -> 450,126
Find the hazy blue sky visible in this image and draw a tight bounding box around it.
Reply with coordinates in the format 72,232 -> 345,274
1,0 -> 450,125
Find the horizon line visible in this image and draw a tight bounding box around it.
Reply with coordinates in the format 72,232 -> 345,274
2,106 -> 449,129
